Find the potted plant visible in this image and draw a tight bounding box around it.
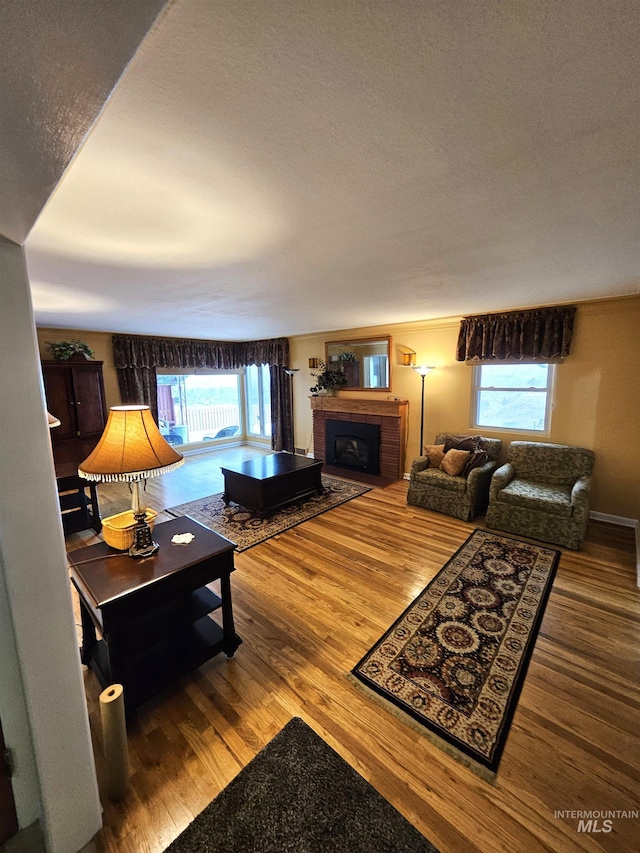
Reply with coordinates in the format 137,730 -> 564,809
46,339 -> 95,361
310,360 -> 348,396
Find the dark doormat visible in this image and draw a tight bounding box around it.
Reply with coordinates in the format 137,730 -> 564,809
164,717 -> 439,853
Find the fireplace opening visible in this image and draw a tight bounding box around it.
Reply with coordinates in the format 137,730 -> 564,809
325,420 -> 380,475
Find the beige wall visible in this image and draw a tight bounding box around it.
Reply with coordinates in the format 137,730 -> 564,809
290,295 -> 640,521
37,294 -> 640,520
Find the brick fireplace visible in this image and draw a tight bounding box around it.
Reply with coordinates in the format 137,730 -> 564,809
310,396 -> 408,483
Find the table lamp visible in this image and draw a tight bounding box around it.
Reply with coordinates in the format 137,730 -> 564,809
78,405 -> 184,558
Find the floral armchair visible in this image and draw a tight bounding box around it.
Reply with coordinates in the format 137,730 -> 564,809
486,441 -> 595,550
407,433 -> 502,521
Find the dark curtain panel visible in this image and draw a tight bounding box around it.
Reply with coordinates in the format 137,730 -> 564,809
113,334 -> 291,434
115,363 -> 159,421
456,306 -> 577,362
270,365 -> 294,453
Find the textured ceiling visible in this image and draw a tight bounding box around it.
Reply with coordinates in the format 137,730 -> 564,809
0,0 -> 168,244
22,0 -> 640,340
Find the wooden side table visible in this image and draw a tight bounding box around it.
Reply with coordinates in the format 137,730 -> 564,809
68,517 -> 242,717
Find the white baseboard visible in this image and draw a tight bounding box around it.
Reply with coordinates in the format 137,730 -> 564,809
589,510 -> 637,527
182,439 -> 245,456
589,512 -> 640,589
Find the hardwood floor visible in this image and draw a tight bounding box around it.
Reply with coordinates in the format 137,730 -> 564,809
65,448 -> 640,853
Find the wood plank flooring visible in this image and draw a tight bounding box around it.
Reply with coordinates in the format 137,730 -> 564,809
66,448 -> 640,853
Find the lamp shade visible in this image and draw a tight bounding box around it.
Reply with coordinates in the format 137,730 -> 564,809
413,365 -> 435,376
78,405 -> 184,482
47,411 -> 61,428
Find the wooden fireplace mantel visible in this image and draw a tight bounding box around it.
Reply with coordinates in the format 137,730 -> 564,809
309,396 -> 408,418
310,396 -> 408,482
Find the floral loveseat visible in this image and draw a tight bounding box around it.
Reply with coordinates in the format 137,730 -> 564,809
486,441 -> 595,550
407,433 -> 502,521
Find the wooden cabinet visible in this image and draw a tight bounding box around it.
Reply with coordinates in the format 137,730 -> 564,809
41,360 -> 107,474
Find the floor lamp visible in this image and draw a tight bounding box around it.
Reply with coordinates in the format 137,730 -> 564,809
284,368 -> 299,453
412,365 -> 435,454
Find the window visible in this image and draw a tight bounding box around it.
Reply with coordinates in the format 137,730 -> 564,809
472,363 -> 555,433
157,372 -> 241,445
157,366 -> 272,447
363,354 -> 389,389
245,364 -> 271,438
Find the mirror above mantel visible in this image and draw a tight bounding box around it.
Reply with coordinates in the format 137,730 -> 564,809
325,335 -> 391,391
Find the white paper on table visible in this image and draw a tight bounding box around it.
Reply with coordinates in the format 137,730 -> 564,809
171,533 -> 196,545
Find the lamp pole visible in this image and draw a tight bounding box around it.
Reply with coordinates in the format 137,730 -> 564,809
412,366 -> 434,454
284,368 -> 299,453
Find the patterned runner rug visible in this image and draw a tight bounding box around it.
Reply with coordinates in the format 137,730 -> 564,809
166,475 -> 369,551
351,529 -> 559,776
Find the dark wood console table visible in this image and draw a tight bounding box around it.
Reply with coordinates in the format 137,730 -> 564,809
68,517 -> 241,717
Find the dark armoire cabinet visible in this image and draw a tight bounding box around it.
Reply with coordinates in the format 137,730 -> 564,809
41,359 -> 107,475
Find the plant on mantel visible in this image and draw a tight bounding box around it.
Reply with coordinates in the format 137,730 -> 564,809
309,360 -> 349,395
46,339 -> 95,361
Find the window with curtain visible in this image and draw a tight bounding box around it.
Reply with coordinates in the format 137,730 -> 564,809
113,333 -> 289,451
472,363 -> 555,433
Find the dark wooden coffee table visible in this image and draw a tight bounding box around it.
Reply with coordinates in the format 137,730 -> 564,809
221,453 -> 324,517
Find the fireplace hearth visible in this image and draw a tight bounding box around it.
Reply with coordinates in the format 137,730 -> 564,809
326,420 -> 380,476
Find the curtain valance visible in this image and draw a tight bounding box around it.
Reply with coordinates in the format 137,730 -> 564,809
112,334 -> 289,370
455,306 -> 576,362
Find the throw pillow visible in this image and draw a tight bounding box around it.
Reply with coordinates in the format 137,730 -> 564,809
444,434 -> 482,453
462,449 -> 488,477
440,449 -> 471,476
422,443 -> 445,467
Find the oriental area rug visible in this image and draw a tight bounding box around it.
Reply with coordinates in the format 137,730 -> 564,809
164,717 -> 439,853
167,475 -> 369,551
351,529 -> 559,777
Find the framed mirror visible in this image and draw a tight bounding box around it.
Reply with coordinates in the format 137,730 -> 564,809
325,336 -> 392,391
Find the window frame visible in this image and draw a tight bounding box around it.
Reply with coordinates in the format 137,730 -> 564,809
156,367 -> 247,447
471,361 -> 556,435
244,363 -> 271,439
